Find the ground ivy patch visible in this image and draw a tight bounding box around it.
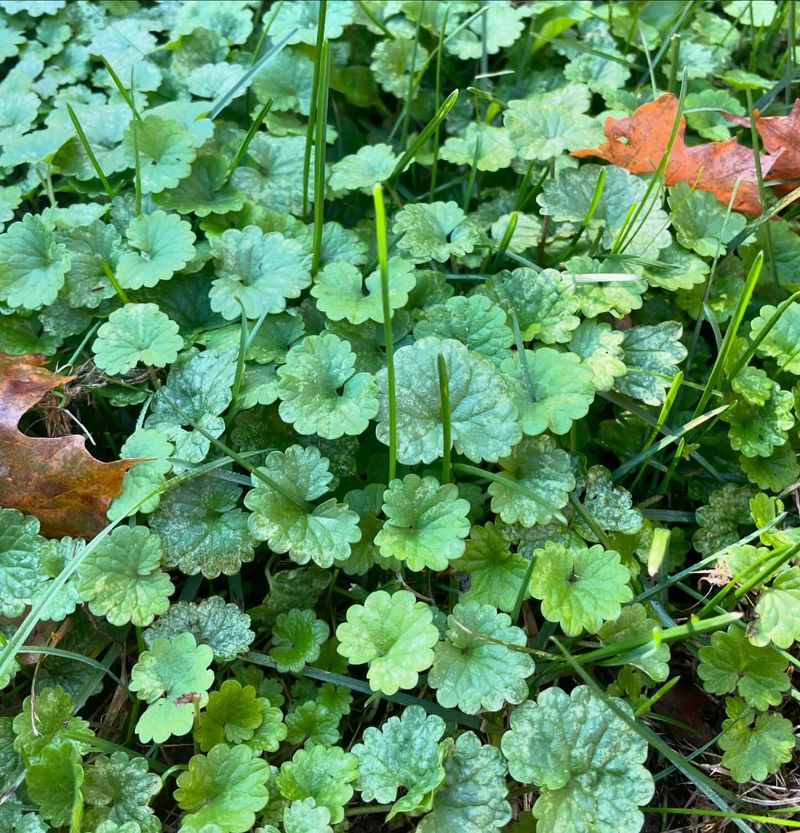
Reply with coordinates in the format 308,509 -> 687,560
1,2 -> 799,831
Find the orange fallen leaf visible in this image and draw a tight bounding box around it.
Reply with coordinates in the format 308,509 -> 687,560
573,93 -> 775,216
0,353 -> 137,538
726,99 -> 800,196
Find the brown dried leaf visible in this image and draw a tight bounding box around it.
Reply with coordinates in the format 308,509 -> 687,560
0,353 -> 137,537
573,93 -> 776,216
727,99 -> 800,196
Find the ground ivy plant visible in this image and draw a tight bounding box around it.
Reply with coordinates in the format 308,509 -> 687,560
1,1 -> 799,832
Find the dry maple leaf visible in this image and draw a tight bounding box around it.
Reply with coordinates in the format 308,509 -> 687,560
726,99 -> 800,196
0,353 -> 137,538
573,93 -> 775,216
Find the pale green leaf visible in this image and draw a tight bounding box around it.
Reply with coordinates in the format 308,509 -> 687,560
352,706 -> 446,818
245,445 -> 362,568
277,334 -> 379,438
209,226 -> 311,321
502,686 -> 654,833
149,476 -> 255,579
144,597 -> 254,662
429,601 -> 534,713
335,590 -> 439,695
489,435 -> 575,527
175,744 -> 269,833
129,633 -> 214,744
530,542 -> 632,636
78,525 -> 173,627
117,210 -> 196,290
375,475 -> 471,571
417,732 -> 511,833
452,523 -> 529,613
93,303 -> 183,374
500,348 -> 596,436
614,321 -> 687,406
394,201 -> 479,263
376,336 -> 522,464
269,608 -> 330,673
0,214 -> 70,310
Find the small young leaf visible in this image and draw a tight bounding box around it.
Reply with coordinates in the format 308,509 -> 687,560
375,475 -> 471,571
129,633 -> 214,744
335,590 -> 439,695
530,542 -> 632,636
175,744 -> 269,833
92,303 -> 183,375
269,608 -> 330,673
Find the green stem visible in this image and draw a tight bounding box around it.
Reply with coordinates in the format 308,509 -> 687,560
437,353 -> 451,484
98,256 -> 130,305
311,39 -> 330,276
226,98 -> 272,182
373,184 -> 397,482
303,0 -> 327,217
66,103 -> 114,197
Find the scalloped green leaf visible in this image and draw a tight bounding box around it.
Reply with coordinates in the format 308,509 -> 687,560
148,475 -> 255,579
123,115 -> 197,194
719,698 -> 795,783
698,625 -> 789,710
489,435 -> 575,527
335,590 -> 439,695
353,706 -> 446,819
245,445 -> 361,568
413,294 -> 513,367
277,334 -> 379,438
78,525 -> 173,627
394,201 -> 479,263
530,542 -> 632,636
453,523 -> 529,613
269,608 -> 330,673
144,597 -> 254,661
92,303 -> 183,375
502,686 -> 654,833
376,336 -> 522,464
375,475 -> 471,571
429,601 -> 534,713
129,633 -> 214,744
175,744 -> 269,833
417,732 -> 511,833
0,214 -> 70,310
209,226 -> 311,321
276,745 -> 359,825
500,348 -> 596,436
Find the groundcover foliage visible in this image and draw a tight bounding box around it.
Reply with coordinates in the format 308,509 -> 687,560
1,1 -> 799,831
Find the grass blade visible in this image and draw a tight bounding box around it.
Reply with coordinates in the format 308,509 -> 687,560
100,56 -> 141,120
303,0 -> 328,215
226,97 -> 272,181
692,251 -> 763,418
311,39 -> 330,276
437,353 -> 452,483
207,28 -> 297,120
373,184 -> 397,482
389,89 -> 459,184
65,103 -> 115,197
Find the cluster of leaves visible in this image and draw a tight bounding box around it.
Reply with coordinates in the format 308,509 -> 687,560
1,1 -> 799,832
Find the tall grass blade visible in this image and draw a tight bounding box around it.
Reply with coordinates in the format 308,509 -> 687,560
373,184 -> 397,481
207,28 -> 296,120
